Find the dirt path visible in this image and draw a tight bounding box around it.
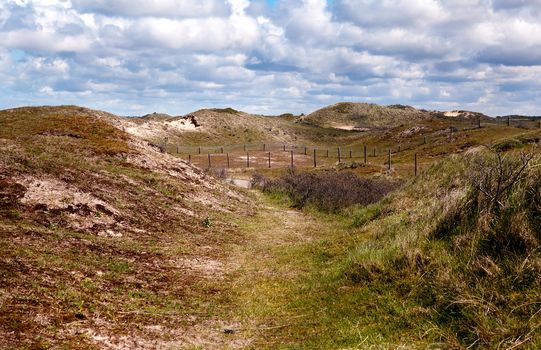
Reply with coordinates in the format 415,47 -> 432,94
206,191 -> 327,349
178,190 -> 325,349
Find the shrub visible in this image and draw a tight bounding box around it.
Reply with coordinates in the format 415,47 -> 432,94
492,138 -> 523,152
252,169 -> 401,213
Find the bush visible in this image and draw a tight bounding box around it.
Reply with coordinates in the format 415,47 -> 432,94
492,138 -> 523,152
252,169 -> 400,213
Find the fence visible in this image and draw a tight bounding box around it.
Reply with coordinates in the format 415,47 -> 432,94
161,121 -> 541,176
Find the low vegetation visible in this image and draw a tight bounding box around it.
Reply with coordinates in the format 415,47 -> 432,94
240,146 -> 541,348
252,169 -> 400,213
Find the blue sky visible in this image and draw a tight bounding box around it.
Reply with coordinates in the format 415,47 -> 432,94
1,0 -> 541,116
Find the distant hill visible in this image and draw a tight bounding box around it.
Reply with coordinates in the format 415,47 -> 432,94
496,114 -> 541,120
130,112 -> 175,122
115,102 -> 496,146
298,102 -> 439,130
443,110 -> 491,121
119,107 -> 358,146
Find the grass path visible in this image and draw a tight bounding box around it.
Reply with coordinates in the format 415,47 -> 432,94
192,190 -> 429,349
200,190 -> 367,349
224,191 -> 327,349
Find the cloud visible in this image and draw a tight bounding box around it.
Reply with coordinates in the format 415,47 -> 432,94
71,0 -> 230,18
334,0 -> 445,28
1,0 -> 541,116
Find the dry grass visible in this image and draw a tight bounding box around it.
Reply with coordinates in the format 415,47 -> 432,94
0,106 -> 254,349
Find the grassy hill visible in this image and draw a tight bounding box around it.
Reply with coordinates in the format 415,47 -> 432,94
298,102 -> 441,130
121,107 -> 359,147
0,106 -> 252,348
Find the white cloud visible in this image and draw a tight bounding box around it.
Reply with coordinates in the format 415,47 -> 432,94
71,0 -> 230,18
1,30 -> 93,52
335,0 -> 445,28
1,0 -> 541,116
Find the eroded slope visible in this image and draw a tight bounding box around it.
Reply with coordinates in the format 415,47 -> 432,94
0,106 -> 253,349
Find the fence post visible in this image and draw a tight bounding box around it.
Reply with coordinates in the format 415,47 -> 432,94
188,154 -> 191,164
268,152 -> 271,168
208,153 -> 211,168
290,150 -> 294,168
227,153 -> 230,168
263,143 -> 266,151
283,144 -> 286,151
373,147 -> 376,157
349,149 -> 352,158
364,145 -> 367,164
313,149 -> 317,168
326,149 -> 329,158
176,145 -> 179,154
247,152 -> 250,168
478,117 -> 481,129
415,153 -> 418,176
507,116 -> 510,127
198,146 -> 201,154
398,145 -> 401,152
538,121 -> 541,129
221,147 -> 224,154
304,146 -> 307,155
338,147 -> 341,163
388,149 -> 391,170
423,136 -> 427,145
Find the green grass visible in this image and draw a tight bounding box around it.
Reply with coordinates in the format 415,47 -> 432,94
231,148 -> 541,348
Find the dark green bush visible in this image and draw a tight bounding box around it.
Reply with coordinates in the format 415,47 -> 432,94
252,169 -> 400,213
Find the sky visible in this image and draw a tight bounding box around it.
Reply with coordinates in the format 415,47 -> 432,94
1,0 -> 541,116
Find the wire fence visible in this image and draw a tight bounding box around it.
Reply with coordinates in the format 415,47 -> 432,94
158,121 -> 541,175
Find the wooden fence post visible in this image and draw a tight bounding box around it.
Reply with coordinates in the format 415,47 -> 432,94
188,154 -> 191,164
326,149 -> 329,157
507,116 -> 510,127
313,149 -> 317,168
208,153 -> 211,168
268,152 -> 271,168
263,143 -> 266,151
290,150 -> 294,168
364,145 -> 367,164
304,146 -> 307,155
283,144 -> 286,151
423,136 -> 427,145
388,149 -> 391,170
198,146 -> 201,154
398,145 -> 401,152
415,153 -> 418,176
247,152 -> 250,168
338,147 -> 341,163
221,147 -> 224,154
227,153 -> 230,168
373,147 -> 376,157
478,118 -> 481,129
349,149 -> 352,158
176,145 -> 179,154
